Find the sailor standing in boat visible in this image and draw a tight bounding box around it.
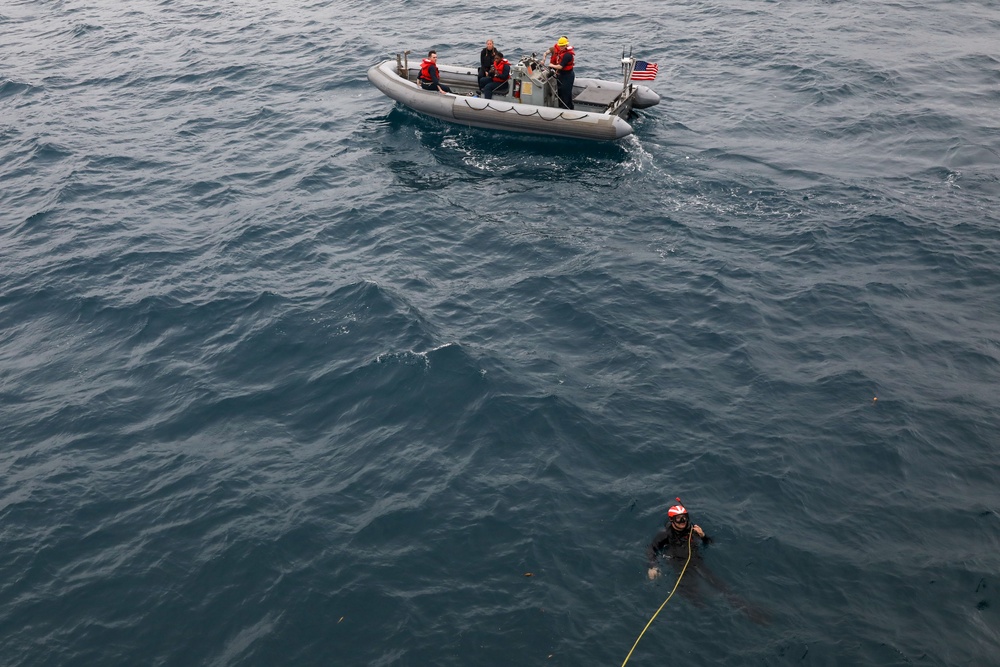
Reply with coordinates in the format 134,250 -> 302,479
542,36 -> 567,67
548,36 -> 575,110
419,51 -> 451,94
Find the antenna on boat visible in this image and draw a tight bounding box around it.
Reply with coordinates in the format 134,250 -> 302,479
629,46 -> 635,92
621,45 -> 636,93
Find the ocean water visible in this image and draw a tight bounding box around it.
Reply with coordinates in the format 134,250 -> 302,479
2,0 -> 999,665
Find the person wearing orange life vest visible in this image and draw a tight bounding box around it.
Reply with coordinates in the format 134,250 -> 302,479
480,52 -> 511,99
542,36 -> 567,66
418,50 -> 451,94
549,36 -> 575,109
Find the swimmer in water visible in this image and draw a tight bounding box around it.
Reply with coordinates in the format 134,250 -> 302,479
646,497 -> 770,624
646,498 -> 711,580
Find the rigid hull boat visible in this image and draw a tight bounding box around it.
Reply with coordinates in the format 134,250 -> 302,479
367,52 -> 660,141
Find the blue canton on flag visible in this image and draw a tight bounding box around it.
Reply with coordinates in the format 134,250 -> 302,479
631,60 -> 658,81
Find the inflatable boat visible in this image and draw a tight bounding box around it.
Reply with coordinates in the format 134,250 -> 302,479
367,52 -> 660,141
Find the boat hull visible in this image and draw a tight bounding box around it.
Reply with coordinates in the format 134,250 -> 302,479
367,59 -> 651,141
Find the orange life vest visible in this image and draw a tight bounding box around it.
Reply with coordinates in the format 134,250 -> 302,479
419,58 -> 436,82
558,46 -> 574,72
491,59 -> 510,82
548,44 -> 563,66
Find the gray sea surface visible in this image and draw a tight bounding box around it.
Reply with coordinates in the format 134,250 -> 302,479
2,0 -> 999,665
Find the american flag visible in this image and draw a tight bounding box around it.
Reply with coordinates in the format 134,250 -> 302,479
631,60 -> 658,81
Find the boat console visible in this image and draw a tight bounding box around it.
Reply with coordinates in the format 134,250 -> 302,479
505,55 -> 559,108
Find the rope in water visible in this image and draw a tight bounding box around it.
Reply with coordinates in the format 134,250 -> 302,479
620,530 -> 694,667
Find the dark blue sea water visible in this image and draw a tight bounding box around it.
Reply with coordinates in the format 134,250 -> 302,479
2,1 -> 999,665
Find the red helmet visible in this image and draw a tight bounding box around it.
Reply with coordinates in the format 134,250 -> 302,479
667,497 -> 687,518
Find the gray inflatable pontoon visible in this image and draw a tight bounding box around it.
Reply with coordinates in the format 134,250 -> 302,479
367,52 -> 660,141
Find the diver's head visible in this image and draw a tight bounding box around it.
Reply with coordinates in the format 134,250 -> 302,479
667,498 -> 689,529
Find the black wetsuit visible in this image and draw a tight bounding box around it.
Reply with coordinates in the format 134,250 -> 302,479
646,523 -> 707,566
645,520 -> 769,623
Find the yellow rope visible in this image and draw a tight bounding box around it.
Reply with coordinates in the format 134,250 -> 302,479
620,530 -> 694,667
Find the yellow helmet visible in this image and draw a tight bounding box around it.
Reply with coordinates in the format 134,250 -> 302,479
557,36 -> 569,46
